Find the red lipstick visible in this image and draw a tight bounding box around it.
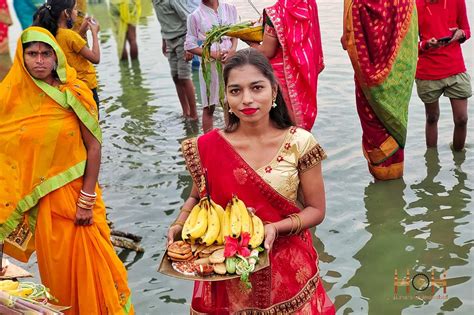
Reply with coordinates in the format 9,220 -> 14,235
240,108 -> 258,115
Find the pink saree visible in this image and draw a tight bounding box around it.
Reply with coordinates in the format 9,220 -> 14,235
182,130 -> 335,314
264,0 -> 324,131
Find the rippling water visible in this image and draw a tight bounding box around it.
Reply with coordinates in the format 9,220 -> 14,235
5,0 -> 474,314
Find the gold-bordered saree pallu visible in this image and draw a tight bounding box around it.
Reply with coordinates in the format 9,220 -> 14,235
0,27 -> 133,314
343,0 -> 418,180
182,130 -> 335,314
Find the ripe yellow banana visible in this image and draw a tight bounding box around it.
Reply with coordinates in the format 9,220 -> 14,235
249,213 -> 264,248
0,280 -> 19,291
182,202 -> 202,241
235,196 -> 251,235
222,201 -> 232,240
201,201 -> 221,245
230,196 -> 241,238
211,200 -> 225,245
5,287 -> 33,298
188,200 -> 209,240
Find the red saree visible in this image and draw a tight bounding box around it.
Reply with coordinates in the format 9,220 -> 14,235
344,0 -> 418,180
264,0 -> 324,131
182,130 -> 334,314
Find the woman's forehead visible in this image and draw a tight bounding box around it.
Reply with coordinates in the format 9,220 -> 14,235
24,42 -> 54,51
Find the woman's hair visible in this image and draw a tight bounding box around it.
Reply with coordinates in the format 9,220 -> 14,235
223,48 -> 294,132
33,0 -> 76,36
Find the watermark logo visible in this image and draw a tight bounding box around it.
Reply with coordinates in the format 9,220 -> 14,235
393,269 -> 447,300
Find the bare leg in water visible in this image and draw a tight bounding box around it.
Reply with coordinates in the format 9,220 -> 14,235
450,98 -> 468,151
202,105 -> 215,133
121,24 -> 138,61
424,100 -> 440,148
173,76 -> 198,120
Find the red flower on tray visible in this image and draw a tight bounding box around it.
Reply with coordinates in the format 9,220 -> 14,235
224,233 -> 251,258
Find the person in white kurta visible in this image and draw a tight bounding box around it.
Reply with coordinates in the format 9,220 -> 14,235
184,0 -> 237,132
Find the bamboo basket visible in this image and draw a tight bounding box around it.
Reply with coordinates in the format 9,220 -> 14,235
227,25 -> 263,42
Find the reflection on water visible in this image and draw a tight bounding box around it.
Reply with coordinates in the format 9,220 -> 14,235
343,150 -> 473,315
345,179 -> 424,314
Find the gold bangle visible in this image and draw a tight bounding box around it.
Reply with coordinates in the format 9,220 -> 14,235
180,208 -> 191,214
171,220 -> 185,227
76,202 -> 93,210
294,214 -> 303,234
288,214 -> 295,235
78,197 -> 95,205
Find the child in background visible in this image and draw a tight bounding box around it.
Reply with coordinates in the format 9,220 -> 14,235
185,0 -> 237,133
34,0 -> 101,110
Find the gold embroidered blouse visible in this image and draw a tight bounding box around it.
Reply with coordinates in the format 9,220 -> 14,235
255,127 -> 327,202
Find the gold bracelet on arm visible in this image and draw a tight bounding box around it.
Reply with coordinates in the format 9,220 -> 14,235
171,220 -> 185,228
294,214 -> 303,234
288,214 -> 295,235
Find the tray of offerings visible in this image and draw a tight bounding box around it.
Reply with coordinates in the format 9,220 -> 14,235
158,195 -> 270,283
158,243 -> 269,282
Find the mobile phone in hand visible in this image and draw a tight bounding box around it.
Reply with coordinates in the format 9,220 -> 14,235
437,36 -> 452,44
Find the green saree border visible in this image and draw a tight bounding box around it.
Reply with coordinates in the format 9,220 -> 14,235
0,161 -> 86,241
364,9 -> 418,148
122,295 -> 133,314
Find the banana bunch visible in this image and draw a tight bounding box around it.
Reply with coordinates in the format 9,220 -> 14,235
182,197 -> 225,245
180,195 -> 265,248
226,195 -> 265,249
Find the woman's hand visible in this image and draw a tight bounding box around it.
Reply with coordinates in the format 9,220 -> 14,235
167,225 -> 183,246
263,223 -> 278,251
75,206 -> 93,226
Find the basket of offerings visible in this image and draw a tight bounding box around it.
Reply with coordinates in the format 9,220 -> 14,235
159,196 -> 269,288
226,24 -> 263,42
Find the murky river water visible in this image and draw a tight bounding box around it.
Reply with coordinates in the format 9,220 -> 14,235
4,0 -> 474,314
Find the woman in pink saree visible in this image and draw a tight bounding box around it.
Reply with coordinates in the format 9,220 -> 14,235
167,49 -> 334,314
247,0 -> 324,131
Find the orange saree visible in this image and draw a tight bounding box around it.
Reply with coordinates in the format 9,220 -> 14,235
0,27 -> 133,314
182,129 -> 335,314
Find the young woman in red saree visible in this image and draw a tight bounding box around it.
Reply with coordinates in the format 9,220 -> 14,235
168,49 -> 335,314
247,0 -> 324,131
342,0 -> 418,180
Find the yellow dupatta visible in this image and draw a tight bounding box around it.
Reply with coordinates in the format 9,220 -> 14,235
0,26 -> 101,261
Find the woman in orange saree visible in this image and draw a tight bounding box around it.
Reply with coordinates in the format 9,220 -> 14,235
248,0 -> 324,131
0,27 -> 133,314
342,0 -> 418,180
168,49 -> 335,314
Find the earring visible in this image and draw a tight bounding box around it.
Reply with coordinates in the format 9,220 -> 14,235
66,17 -> 74,29
272,99 -> 277,108
228,108 -> 234,114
